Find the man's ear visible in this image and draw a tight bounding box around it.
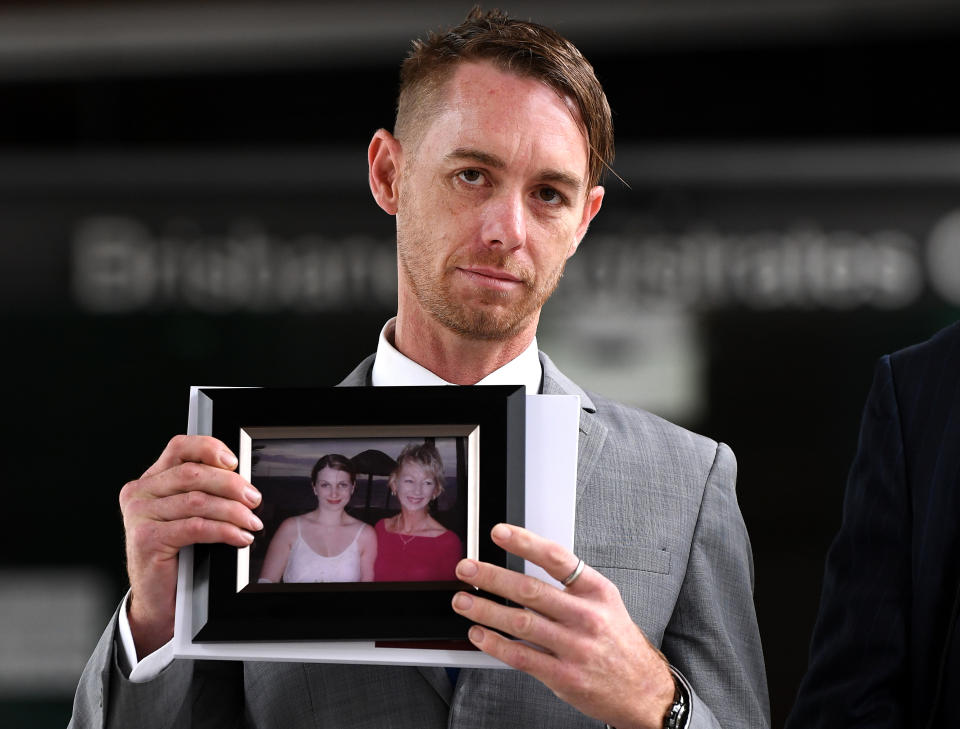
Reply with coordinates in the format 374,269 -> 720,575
567,185 -> 605,259
368,129 -> 403,215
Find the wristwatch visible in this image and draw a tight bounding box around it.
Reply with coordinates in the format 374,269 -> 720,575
662,667 -> 689,729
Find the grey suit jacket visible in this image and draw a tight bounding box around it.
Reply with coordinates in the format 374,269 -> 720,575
69,352 -> 769,729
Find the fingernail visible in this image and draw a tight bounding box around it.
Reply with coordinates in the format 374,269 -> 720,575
492,524 -> 511,540
242,531 -> 255,544
245,486 -> 262,505
457,560 -> 478,578
221,451 -> 238,469
452,593 -> 474,611
250,515 -> 264,531
468,626 -> 485,643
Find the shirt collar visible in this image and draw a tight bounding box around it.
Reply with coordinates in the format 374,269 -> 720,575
371,318 -> 542,394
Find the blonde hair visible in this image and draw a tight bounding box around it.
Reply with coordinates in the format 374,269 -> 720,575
389,442 -> 446,499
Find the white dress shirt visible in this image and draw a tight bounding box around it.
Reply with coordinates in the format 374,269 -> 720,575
120,317 -> 542,681
371,318 -> 542,393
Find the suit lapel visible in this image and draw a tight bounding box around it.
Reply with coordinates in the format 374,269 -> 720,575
419,665 -> 454,706
572,411 -> 607,502
337,354 -> 376,387
539,352 -> 608,502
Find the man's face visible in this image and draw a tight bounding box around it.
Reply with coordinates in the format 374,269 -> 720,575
393,61 -> 603,341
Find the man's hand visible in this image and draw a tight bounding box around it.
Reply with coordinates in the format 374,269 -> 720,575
451,524 -> 675,729
119,435 -> 263,659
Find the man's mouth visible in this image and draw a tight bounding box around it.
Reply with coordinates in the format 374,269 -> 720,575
462,266 -> 522,282
457,265 -> 526,289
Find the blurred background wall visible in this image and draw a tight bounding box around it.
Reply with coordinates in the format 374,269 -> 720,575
2,1 -> 960,726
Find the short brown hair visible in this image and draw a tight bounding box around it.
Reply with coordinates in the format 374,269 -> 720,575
395,6 -> 614,187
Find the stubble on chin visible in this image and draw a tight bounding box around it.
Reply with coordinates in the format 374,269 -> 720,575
398,242 -> 565,342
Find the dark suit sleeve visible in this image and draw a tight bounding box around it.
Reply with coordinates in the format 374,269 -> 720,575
786,355 -> 910,728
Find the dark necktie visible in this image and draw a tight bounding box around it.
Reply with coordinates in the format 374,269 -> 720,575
445,666 -> 461,687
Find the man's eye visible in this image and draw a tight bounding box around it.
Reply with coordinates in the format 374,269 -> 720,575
538,187 -> 563,205
457,169 -> 484,185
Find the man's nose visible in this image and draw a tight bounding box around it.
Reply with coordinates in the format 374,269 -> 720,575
481,190 -> 526,250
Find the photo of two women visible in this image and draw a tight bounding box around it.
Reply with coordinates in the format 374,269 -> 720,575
249,436 -> 467,585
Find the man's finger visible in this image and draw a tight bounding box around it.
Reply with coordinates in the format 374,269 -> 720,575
455,558 -> 602,633
141,434 -> 239,480
466,625 -> 561,679
165,516 -> 256,549
452,590 -> 570,652
126,462 -> 260,509
149,491 -> 264,533
129,515 -> 255,553
489,523 -> 601,593
456,559 -> 578,615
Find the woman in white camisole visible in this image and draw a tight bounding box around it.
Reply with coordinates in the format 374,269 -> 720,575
257,454 -> 377,583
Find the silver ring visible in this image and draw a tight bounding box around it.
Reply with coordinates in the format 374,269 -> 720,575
561,558 -> 585,586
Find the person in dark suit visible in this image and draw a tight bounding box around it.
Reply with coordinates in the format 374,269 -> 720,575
786,320 -> 960,728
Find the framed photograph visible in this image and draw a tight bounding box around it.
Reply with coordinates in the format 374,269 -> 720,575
187,385 -> 525,643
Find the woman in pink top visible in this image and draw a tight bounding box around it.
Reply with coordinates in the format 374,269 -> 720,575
374,442 -> 463,582
258,454 -> 377,583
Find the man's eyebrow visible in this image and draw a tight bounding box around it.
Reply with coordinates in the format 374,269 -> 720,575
445,147 -> 584,193
446,147 -> 506,168
539,169 -> 583,193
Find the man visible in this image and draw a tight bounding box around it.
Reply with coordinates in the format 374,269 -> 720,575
786,320 -> 960,728
70,9 -> 768,729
